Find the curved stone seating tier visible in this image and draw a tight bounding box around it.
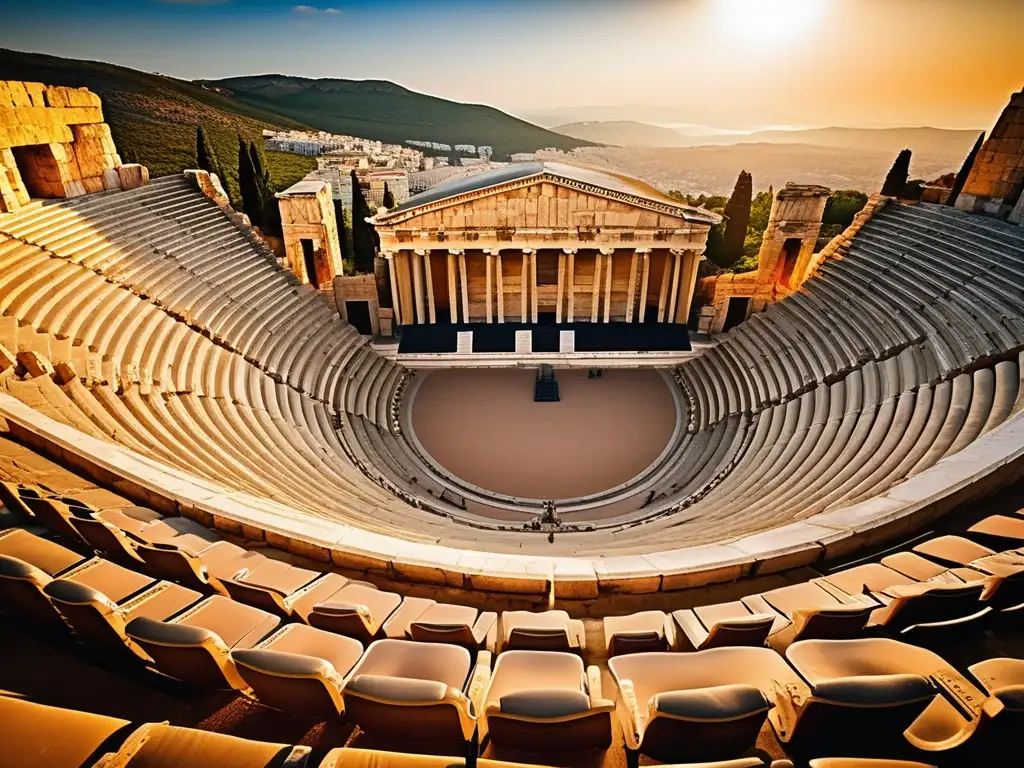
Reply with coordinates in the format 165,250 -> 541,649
1,182 -> 1023,592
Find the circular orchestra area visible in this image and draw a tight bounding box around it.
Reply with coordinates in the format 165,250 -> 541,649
406,367 -> 679,506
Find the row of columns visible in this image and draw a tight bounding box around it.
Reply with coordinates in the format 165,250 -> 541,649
384,247 -> 696,326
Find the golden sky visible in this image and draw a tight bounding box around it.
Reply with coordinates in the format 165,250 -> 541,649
3,0 -> 1022,130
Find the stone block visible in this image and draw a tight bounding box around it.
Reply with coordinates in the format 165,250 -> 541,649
117,163 -> 148,190
0,342 -> 15,372
6,81 -> 32,108
102,168 -> 121,191
16,350 -> 54,378
81,176 -> 104,194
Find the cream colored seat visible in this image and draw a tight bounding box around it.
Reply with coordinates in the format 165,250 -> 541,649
308,582 -> 403,644
482,650 -> 613,753
0,554 -> 68,633
133,538 -> 261,595
44,575 -> 202,662
672,601 -> 779,652
231,623 -> 364,718
125,594 -> 280,688
609,647 -> 803,763
966,514 -> 1024,550
319,748 -> 561,767
407,602 -> 498,652
603,610 -> 672,656
501,610 -> 585,652
0,695 -> 133,768
819,563 -> 989,633
69,514 -> 147,565
784,638 -> 999,756
102,723 -> 312,767
342,638 -> 485,756
220,559 -> 327,618
968,656 -> 1024,743
0,528 -> 85,575
743,581 -> 875,649
5,486 -> 86,541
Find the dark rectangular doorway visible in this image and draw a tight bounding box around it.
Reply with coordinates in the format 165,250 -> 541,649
345,300 -> 373,335
300,238 -> 319,288
722,297 -> 751,332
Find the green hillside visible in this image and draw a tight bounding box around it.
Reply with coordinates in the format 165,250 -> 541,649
0,49 -> 317,203
199,75 -> 594,158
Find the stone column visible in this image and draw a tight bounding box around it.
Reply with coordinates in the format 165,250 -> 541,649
423,250 -> 436,324
496,251 -> 505,323
529,249 -> 539,323
677,250 -> 699,327
384,252 -> 402,326
566,249 -> 577,323
484,249 -> 494,323
625,249 -> 640,323
602,248 -> 614,323
667,249 -> 683,323
638,249 -> 651,323
456,250 -> 470,323
556,250 -> 567,323
447,250 -> 458,324
657,252 -> 671,322
520,249 -> 530,323
591,249 -> 603,322
412,249 -> 426,324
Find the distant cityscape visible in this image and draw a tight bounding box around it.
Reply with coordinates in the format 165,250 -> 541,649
264,129 -> 544,209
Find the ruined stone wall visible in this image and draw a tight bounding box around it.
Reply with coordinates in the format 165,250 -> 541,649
0,80 -> 148,213
696,183 -> 830,334
957,89 -> 1024,220
278,180 -> 344,288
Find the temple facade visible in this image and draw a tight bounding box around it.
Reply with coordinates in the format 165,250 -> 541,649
370,162 -> 721,326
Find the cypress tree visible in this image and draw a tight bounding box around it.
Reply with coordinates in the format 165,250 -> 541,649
881,148 -> 912,197
721,170 -> 753,268
248,140 -> 274,202
350,170 -> 376,274
196,125 -> 224,182
237,135 -> 263,228
946,131 -> 985,207
382,182 -> 396,210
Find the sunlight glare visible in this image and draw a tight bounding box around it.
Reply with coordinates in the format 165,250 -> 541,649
714,0 -> 831,45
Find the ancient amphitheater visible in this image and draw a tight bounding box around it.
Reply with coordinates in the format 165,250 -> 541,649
1,80 -> 1024,768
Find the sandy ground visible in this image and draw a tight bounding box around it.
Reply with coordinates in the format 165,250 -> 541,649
409,368 -> 677,501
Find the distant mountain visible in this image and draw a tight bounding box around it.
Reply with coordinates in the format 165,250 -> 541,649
553,119 -> 980,158
199,75 -> 594,158
555,121 -> 690,147
0,49 -> 317,199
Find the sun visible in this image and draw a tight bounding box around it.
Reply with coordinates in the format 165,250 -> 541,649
714,0 -> 831,45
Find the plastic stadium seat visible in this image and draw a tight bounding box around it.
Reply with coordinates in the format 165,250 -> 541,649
603,610 -> 672,656
308,582 -> 403,644
672,601 -> 780,652
743,582 -> 874,648
0,554 -> 68,633
231,623 -> 364,718
0,528 -> 85,576
0,696 -> 133,768
501,610 -> 586,652
406,602 -> 499,653
125,595 -> 280,688
481,650 -> 614,753
608,646 -> 798,763
341,638 -> 484,755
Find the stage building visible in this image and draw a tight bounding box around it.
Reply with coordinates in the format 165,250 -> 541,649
370,162 -> 721,328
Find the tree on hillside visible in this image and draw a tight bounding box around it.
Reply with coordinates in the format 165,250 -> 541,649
823,190 -> 869,228
237,135 -> 264,228
333,199 -> 352,269
720,170 -> 753,268
195,125 -> 224,182
881,149 -> 912,197
249,141 -> 274,201
748,188 -> 774,233
382,182 -> 396,210
350,170 -> 377,274
946,131 -> 985,207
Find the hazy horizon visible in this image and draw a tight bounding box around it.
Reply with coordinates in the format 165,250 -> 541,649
2,0 -> 1022,133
